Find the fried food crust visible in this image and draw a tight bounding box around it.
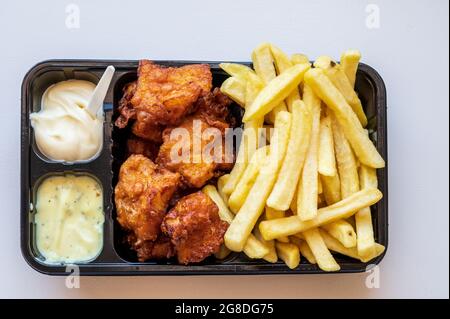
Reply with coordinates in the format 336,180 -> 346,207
161,191 -> 229,264
115,154 -> 180,242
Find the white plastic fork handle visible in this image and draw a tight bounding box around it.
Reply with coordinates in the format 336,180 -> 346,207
86,65 -> 115,118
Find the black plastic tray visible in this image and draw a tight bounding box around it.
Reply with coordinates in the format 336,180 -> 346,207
21,60 -> 388,275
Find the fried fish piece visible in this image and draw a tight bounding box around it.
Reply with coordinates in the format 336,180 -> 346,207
115,154 -> 180,242
130,60 -> 212,126
131,111 -> 163,143
161,191 -> 229,264
156,90 -> 233,188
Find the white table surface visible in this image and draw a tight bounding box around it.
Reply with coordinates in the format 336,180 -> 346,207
0,0 -> 448,299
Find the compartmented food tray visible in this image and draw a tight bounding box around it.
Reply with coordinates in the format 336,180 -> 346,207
21,60 -> 388,275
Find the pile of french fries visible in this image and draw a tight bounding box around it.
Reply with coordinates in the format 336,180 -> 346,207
202,43 -> 385,271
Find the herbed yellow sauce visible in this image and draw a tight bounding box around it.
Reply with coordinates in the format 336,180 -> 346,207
34,175 -> 104,264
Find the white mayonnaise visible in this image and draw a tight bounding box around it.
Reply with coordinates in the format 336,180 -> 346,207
30,79 -> 103,162
35,175 -> 104,264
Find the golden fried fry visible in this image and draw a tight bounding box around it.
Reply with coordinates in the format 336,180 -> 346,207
314,56 -> 367,126
330,113 -> 360,198
320,173 -> 341,205
264,206 -> 289,243
217,174 -> 230,203
304,68 -> 385,168
275,242 -> 300,269
318,115 -> 337,176
225,111 -> 292,251
243,64 -> 310,122
259,188 -> 383,240
355,164 -> 378,257
243,234 -> 270,259
297,85 -> 321,221
228,146 -> 269,213
220,76 -> 246,107
202,185 -> 234,223
268,100 -> 312,211
319,229 -> 385,263
303,228 -> 340,272
290,236 -> 317,264
340,50 -> 361,88
322,219 -> 357,248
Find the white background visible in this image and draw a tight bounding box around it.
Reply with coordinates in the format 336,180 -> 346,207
0,0 -> 448,298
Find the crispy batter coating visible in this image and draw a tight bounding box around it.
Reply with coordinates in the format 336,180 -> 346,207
161,191 -> 228,264
126,233 -> 175,262
116,81 -> 137,129
130,60 -> 212,126
126,137 -> 159,161
156,90 -> 233,188
115,155 -> 180,242
131,111 -> 163,143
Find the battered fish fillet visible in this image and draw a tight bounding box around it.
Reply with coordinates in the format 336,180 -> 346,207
161,191 -> 228,264
115,154 -> 180,243
126,233 -> 175,261
156,90 -> 233,188
130,60 -> 212,126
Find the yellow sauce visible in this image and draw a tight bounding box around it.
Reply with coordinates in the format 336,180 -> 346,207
34,175 -> 104,264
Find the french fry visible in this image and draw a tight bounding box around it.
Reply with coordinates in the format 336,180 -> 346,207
254,224 -> 278,263
243,234 -> 270,259
322,219 -> 357,248
355,164 -> 378,257
202,185 -> 234,223
264,206 -> 289,243
219,63 -> 257,81
290,236 -> 317,264
354,207 -> 375,257
304,68 -> 385,168
220,76 -> 246,107
318,176 -> 323,194
340,50 -> 361,88
251,43 -> 288,122
303,228 -> 340,271
320,173 -> 341,205
267,100 -> 312,211
318,115 -> 337,176
222,77 -> 264,195
225,111 -> 292,252
330,113 -> 360,198
319,229 -> 385,263
259,188 -> 383,240
359,164 -> 378,189
314,56 -> 367,127
267,103 -> 288,124
251,43 -> 277,84
217,174 -> 230,203
228,146 -> 269,213
270,44 -> 302,112
291,53 -> 310,65
275,242 -> 300,269
243,64 -> 310,122
203,184 -> 273,260
215,244 -> 232,259
296,85 -> 321,220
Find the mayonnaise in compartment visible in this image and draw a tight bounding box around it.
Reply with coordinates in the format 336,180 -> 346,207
30,79 -> 103,162
34,175 -> 104,264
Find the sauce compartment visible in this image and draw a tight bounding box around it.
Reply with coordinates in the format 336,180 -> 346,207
30,172 -> 105,265
29,68 -> 103,164
21,60 -> 388,275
